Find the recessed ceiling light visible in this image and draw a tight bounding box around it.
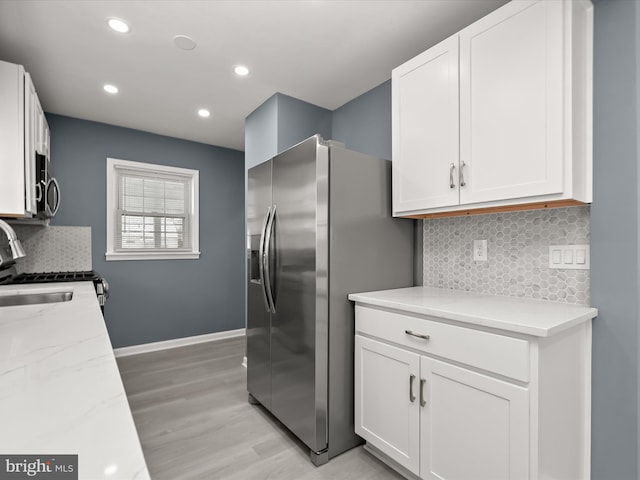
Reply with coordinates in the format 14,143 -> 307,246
103,84 -> 119,94
174,35 -> 197,51
198,109 -> 210,118
234,65 -> 250,76
107,17 -> 130,34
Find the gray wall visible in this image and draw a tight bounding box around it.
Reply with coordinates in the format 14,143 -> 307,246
48,114 -> 245,349
591,0 -> 639,478
277,93 -> 331,154
331,80 -> 392,160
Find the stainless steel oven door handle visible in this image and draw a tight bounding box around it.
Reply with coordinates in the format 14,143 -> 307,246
264,204 -> 276,314
258,207 -> 271,313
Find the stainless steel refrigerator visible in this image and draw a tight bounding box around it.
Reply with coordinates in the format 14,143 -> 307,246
246,135 -> 413,465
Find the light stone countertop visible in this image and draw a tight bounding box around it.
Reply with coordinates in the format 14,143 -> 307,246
0,282 -> 150,480
348,286 -> 598,337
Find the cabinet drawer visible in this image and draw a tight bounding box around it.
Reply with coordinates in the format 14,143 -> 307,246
355,306 -> 529,382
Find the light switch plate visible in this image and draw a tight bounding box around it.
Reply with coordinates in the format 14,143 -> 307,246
549,245 -> 590,270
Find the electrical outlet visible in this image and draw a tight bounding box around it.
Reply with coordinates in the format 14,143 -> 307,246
473,240 -> 488,261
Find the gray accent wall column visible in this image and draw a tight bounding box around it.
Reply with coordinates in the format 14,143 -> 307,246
276,94 -> 331,153
245,92 -> 332,171
591,0 -> 639,478
245,94 -> 278,170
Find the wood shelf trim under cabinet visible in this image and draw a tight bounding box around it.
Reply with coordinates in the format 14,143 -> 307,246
400,199 -> 587,220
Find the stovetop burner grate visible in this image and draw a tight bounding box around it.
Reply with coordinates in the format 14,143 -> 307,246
8,271 -> 100,284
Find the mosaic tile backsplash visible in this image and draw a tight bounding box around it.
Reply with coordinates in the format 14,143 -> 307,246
423,206 -> 590,305
5,225 -> 92,273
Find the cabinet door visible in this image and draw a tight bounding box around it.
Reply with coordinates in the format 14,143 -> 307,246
355,335 -> 420,475
392,35 -> 459,214
420,356 -> 529,480
23,73 -> 37,214
459,0 -> 564,205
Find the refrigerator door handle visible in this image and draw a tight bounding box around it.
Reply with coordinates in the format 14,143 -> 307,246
258,207 -> 272,313
264,204 -> 277,314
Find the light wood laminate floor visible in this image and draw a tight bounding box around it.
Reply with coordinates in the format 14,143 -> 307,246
117,337 -> 404,480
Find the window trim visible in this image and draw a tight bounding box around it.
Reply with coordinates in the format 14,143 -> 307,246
106,157 -> 200,261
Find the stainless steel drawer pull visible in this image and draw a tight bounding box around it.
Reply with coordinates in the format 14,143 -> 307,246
449,163 -> 456,189
460,161 -> 467,187
405,330 -> 430,341
420,379 -> 426,407
409,374 -> 416,403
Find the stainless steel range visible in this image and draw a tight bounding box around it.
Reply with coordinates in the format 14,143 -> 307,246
3,270 -> 109,311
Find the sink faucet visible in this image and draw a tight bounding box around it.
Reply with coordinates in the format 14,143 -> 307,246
0,219 -> 26,264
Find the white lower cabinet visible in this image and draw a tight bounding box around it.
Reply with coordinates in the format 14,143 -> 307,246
420,356 -> 529,480
392,0 -> 593,218
356,336 -> 421,474
354,304 -> 592,480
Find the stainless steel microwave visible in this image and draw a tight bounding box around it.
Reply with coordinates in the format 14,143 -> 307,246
35,152 -> 60,218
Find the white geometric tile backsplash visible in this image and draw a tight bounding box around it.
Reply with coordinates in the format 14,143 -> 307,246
423,206 -> 590,305
8,225 -> 92,273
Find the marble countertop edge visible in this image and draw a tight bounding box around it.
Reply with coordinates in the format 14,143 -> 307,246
0,281 -> 150,480
348,286 -> 598,337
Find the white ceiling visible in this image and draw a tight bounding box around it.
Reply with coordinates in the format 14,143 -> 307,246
0,0 -> 507,152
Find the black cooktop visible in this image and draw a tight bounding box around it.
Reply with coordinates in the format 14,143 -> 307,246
5,271 -> 100,284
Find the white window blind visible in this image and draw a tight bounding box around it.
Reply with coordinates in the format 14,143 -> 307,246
117,169 -> 191,251
106,158 -> 199,261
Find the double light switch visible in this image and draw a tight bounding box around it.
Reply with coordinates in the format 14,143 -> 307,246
548,245 -> 589,270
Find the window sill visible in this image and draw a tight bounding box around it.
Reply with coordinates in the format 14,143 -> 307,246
105,251 -> 201,261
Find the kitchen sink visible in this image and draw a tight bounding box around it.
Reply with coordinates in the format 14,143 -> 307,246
0,291 -> 73,307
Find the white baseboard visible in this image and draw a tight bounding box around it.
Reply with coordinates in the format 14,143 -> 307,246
114,328 -> 246,358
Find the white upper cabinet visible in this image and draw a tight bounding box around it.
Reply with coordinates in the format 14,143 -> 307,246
392,0 -> 593,218
0,61 -> 47,218
459,0 -> 564,204
392,36 -> 459,212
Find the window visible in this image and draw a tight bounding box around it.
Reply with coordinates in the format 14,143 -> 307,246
106,158 -> 199,260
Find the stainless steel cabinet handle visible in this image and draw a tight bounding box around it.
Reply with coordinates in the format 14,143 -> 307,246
460,161 -> 466,187
420,379 -> 426,407
409,374 -> 416,403
449,163 -> 456,189
405,330 -> 430,341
